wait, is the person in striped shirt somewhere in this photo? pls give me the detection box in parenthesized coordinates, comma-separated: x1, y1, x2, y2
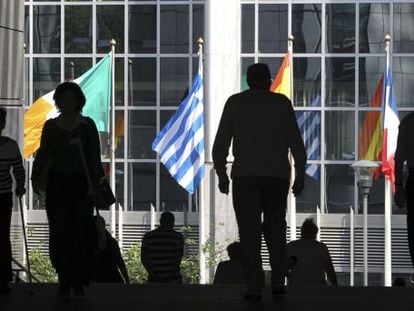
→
(141, 212, 184, 283)
(0, 107, 25, 294)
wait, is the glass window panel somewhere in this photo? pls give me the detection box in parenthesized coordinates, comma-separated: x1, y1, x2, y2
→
(128, 163, 156, 211)
(193, 5, 204, 54)
(161, 110, 175, 131)
(326, 164, 354, 213)
(24, 58, 29, 107)
(128, 110, 156, 159)
(359, 3, 390, 53)
(325, 111, 355, 161)
(393, 57, 414, 107)
(64, 58, 92, 81)
(293, 58, 321, 107)
(160, 58, 189, 106)
(129, 5, 156, 53)
(33, 58, 60, 100)
(258, 57, 283, 80)
(326, 58, 355, 107)
(115, 58, 124, 106)
(358, 111, 381, 161)
(160, 165, 188, 212)
(326, 4, 355, 53)
(358, 57, 384, 107)
(394, 4, 414, 53)
(296, 168, 321, 213)
(115, 163, 125, 210)
(33, 5, 61, 53)
(160, 5, 189, 53)
(241, 57, 254, 91)
(65, 6, 92, 53)
(97, 6, 124, 53)
(24, 6, 29, 52)
(242, 4, 254, 53)
(258, 4, 288, 53)
(292, 4, 321, 53)
(296, 111, 321, 161)
(130, 58, 156, 106)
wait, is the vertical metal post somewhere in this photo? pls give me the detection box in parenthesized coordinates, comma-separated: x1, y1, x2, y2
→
(110, 39, 116, 237)
(363, 193, 368, 286)
(350, 205, 354, 286)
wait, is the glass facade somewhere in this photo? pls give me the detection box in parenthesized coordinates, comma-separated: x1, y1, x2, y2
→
(241, 1, 414, 215)
(24, 0, 204, 212)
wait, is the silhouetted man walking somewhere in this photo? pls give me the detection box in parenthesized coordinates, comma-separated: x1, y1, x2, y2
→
(395, 112, 414, 270)
(212, 63, 306, 301)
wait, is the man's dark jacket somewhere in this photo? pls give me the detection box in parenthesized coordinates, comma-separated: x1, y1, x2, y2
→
(212, 88, 307, 180)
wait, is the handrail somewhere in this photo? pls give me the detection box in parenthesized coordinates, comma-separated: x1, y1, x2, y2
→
(11, 257, 41, 283)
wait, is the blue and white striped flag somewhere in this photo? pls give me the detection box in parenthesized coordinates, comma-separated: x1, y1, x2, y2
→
(296, 95, 321, 180)
(152, 67, 204, 194)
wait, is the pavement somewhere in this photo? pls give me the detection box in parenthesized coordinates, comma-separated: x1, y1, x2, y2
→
(1, 283, 414, 311)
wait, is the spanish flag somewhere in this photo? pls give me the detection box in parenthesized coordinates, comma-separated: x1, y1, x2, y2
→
(270, 52, 291, 99)
(358, 76, 383, 163)
(24, 53, 112, 158)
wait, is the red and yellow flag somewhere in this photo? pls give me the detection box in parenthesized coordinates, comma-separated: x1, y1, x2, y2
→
(358, 76, 383, 162)
(270, 52, 291, 99)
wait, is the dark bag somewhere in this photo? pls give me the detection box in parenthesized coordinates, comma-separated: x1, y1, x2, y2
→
(94, 211, 107, 250)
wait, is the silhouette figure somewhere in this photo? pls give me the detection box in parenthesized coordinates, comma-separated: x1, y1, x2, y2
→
(93, 216, 130, 284)
(212, 63, 307, 301)
(141, 212, 184, 283)
(395, 112, 414, 270)
(214, 242, 245, 285)
(286, 218, 337, 286)
(31, 82, 105, 297)
(0, 108, 25, 294)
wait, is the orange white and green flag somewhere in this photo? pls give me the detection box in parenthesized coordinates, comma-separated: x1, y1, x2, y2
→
(24, 53, 112, 158)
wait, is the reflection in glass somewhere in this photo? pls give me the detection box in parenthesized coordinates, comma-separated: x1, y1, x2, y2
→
(293, 58, 321, 107)
(64, 58, 92, 81)
(33, 58, 60, 100)
(128, 163, 156, 211)
(160, 165, 188, 212)
(292, 4, 321, 53)
(128, 110, 156, 159)
(258, 57, 283, 80)
(160, 110, 175, 130)
(393, 57, 414, 107)
(65, 6, 92, 53)
(296, 111, 321, 162)
(394, 4, 414, 53)
(359, 57, 384, 107)
(258, 4, 288, 53)
(326, 4, 355, 53)
(193, 5, 204, 53)
(24, 6, 30, 52)
(242, 4, 254, 53)
(160, 58, 188, 106)
(129, 5, 156, 53)
(326, 58, 355, 107)
(33, 6, 61, 53)
(325, 111, 355, 161)
(326, 164, 354, 213)
(114, 110, 125, 158)
(129, 58, 156, 106)
(296, 170, 321, 213)
(160, 5, 189, 53)
(359, 4, 389, 53)
(97, 6, 124, 53)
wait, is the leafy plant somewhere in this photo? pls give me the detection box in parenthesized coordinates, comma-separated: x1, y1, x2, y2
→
(123, 243, 148, 283)
(28, 246, 58, 283)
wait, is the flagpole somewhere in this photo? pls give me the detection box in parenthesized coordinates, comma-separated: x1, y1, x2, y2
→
(384, 34, 392, 287)
(197, 37, 206, 284)
(110, 39, 117, 237)
(288, 34, 297, 241)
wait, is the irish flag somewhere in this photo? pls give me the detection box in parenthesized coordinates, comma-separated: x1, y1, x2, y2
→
(270, 52, 291, 99)
(24, 53, 112, 158)
(382, 64, 399, 187)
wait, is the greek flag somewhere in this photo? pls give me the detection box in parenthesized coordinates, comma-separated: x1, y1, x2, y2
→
(296, 95, 321, 180)
(152, 72, 204, 194)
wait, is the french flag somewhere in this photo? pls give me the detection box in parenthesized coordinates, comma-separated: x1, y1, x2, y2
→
(381, 64, 399, 190)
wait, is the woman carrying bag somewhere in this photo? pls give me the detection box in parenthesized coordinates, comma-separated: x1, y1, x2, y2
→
(32, 82, 106, 298)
